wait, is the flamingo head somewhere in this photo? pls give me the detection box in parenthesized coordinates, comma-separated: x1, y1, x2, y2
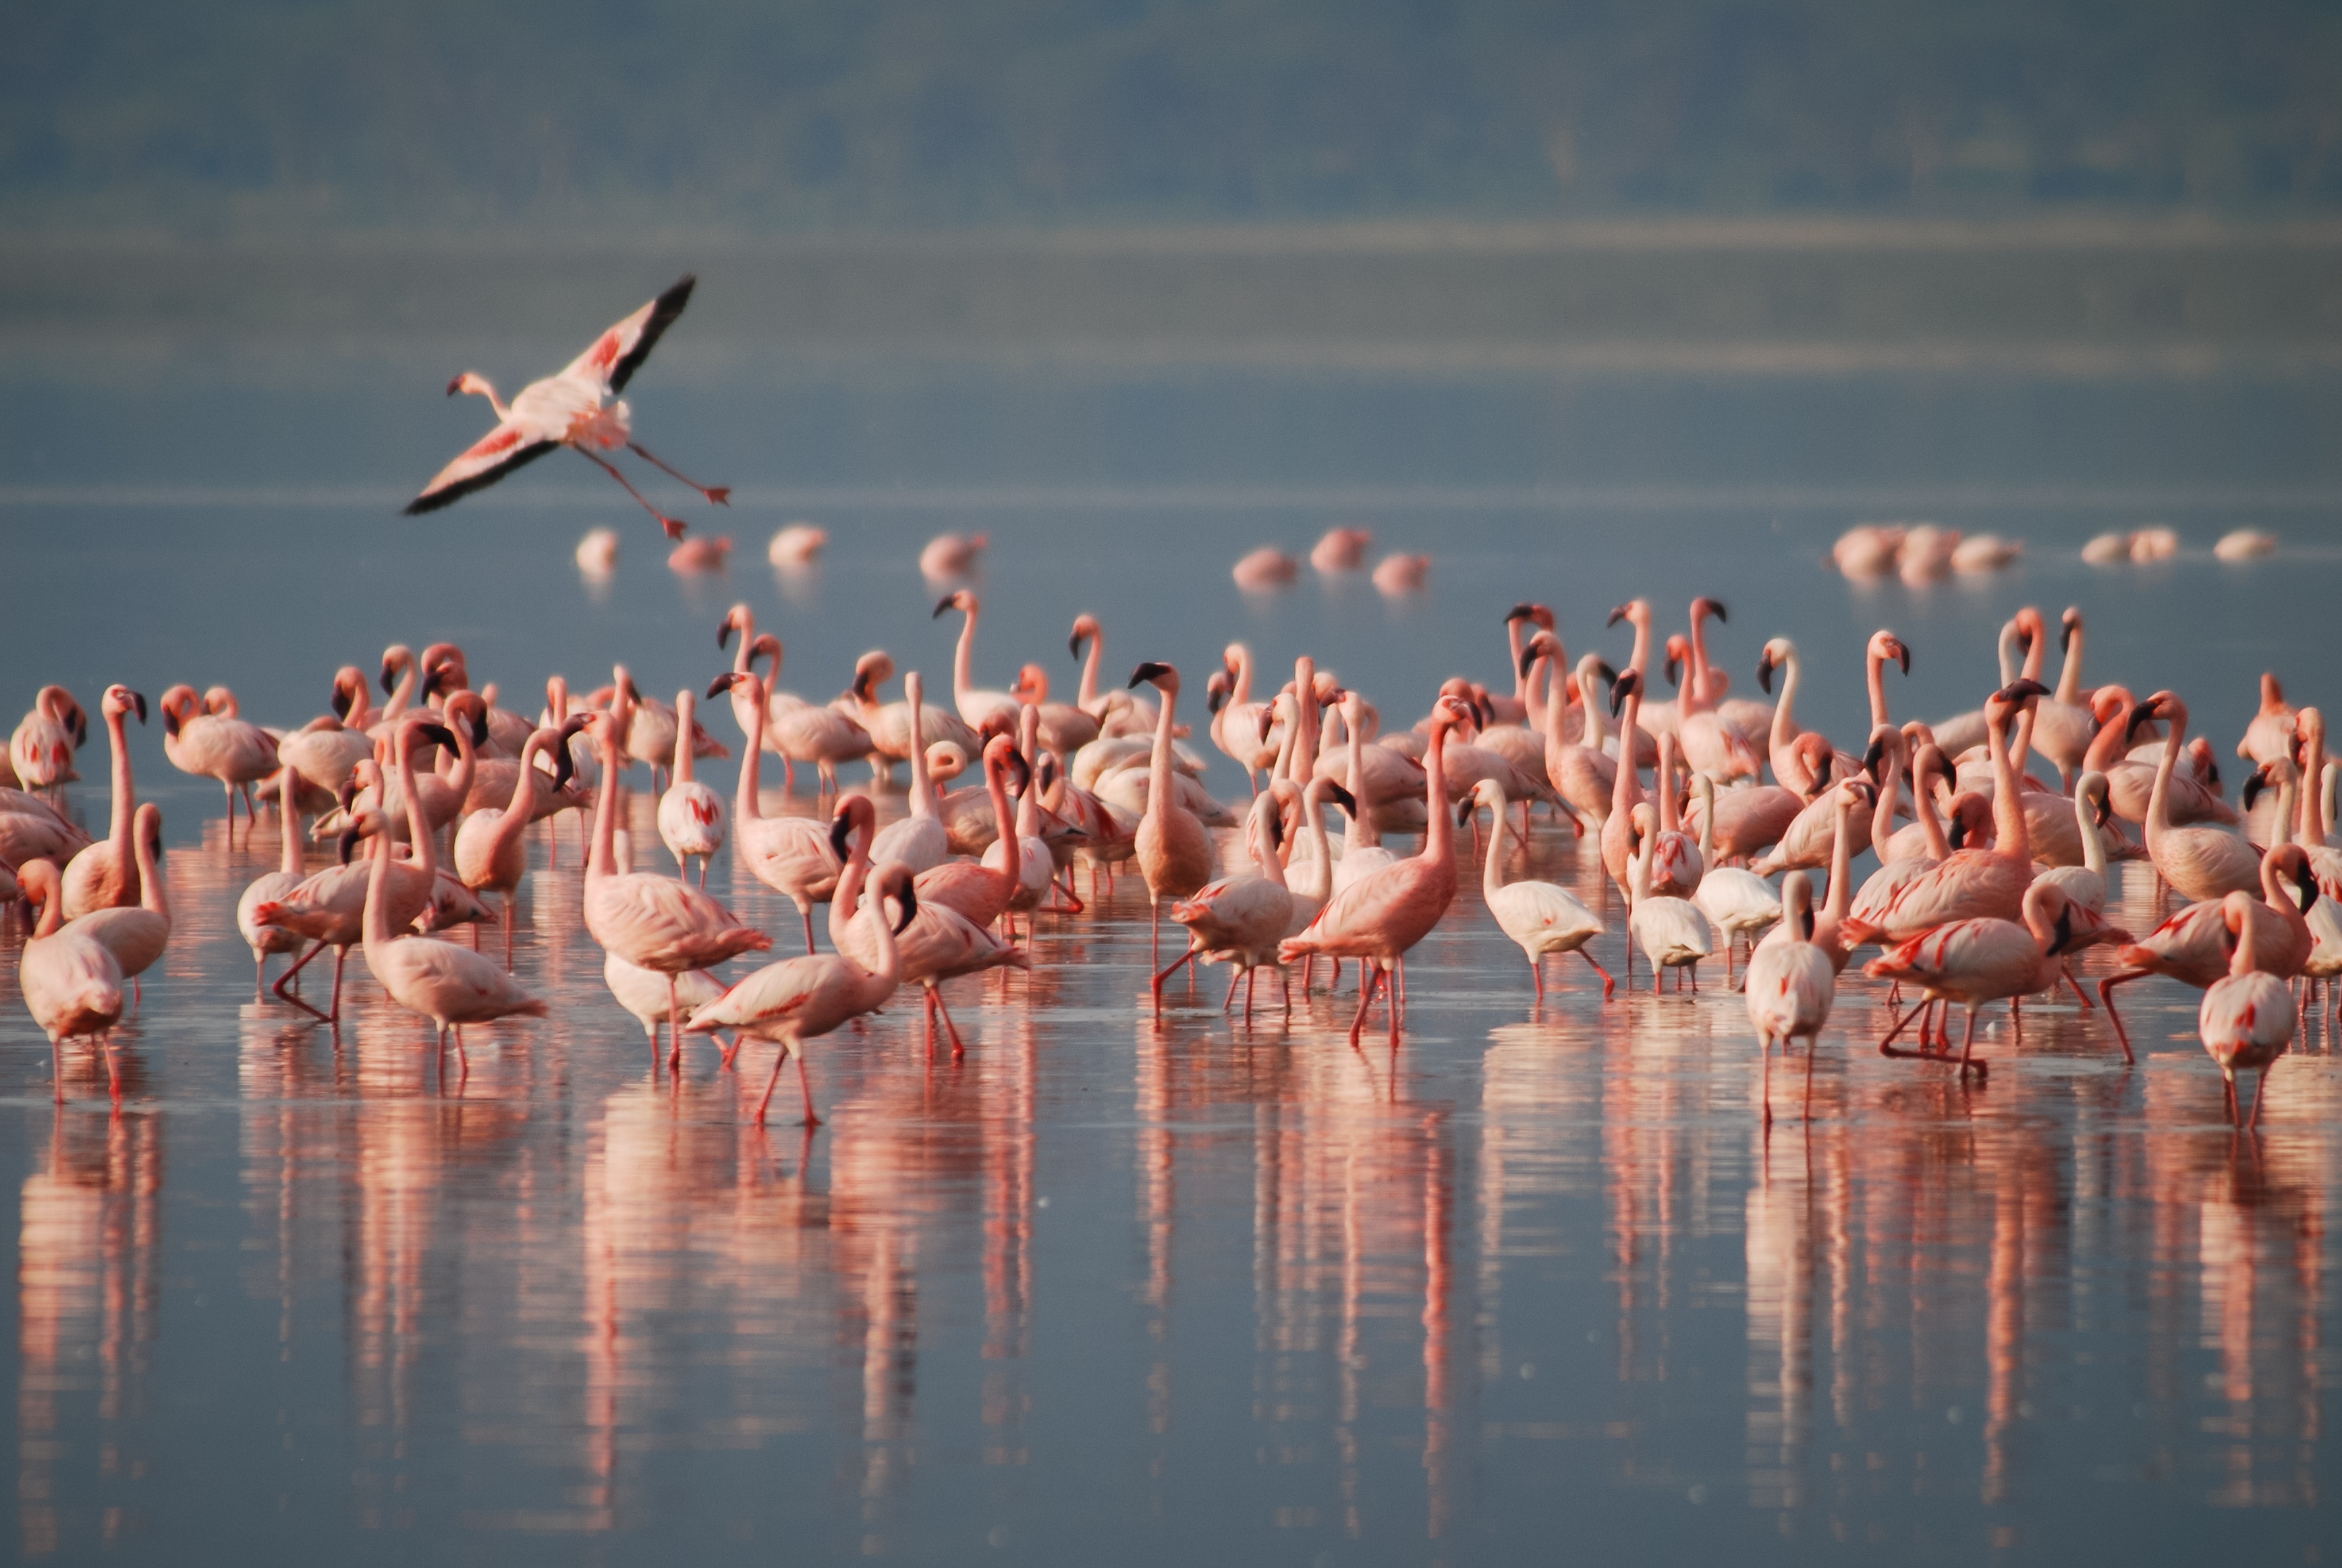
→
(1204, 671, 1230, 713)
(850, 650, 894, 704)
(718, 604, 752, 650)
(1869, 630, 1912, 677)
(1606, 598, 1646, 630)
(1503, 603, 1538, 628)
(1663, 636, 1689, 689)
(445, 372, 496, 400)
(1755, 637, 1792, 694)
(379, 644, 414, 696)
(1609, 667, 1642, 719)
(101, 685, 147, 726)
(2059, 607, 2082, 652)
(1691, 595, 1727, 627)
(1068, 614, 1102, 661)
(932, 589, 976, 619)
(1129, 661, 1175, 694)
(829, 795, 874, 861)
(1517, 630, 1558, 677)
(441, 692, 489, 748)
(421, 643, 468, 695)
(1011, 665, 1049, 704)
(873, 865, 919, 936)
(157, 685, 201, 739)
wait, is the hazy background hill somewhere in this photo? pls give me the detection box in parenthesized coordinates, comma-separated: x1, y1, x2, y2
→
(11, 0, 2342, 235)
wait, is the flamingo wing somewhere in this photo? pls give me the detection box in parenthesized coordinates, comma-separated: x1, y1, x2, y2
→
(561, 275, 696, 395)
(404, 421, 560, 515)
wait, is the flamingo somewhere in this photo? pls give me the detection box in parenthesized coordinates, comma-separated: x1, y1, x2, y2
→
(582, 706, 772, 1051)
(1279, 698, 1470, 1044)
(914, 733, 1027, 932)
(455, 723, 578, 961)
(59, 685, 146, 918)
(931, 590, 1020, 729)
(2200, 890, 2297, 1127)
(920, 533, 988, 580)
(2239, 673, 2297, 766)
(1312, 528, 1372, 572)
(15, 860, 125, 1101)
(9, 687, 84, 794)
(1471, 779, 1610, 1000)
(2139, 692, 2262, 903)
(71, 804, 170, 1005)
(1598, 669, 1654, 906)
(657, 689, 728, 885)
(1852, 744, 1954, 931)
(1625, 803, 1713, 992)
(1866, 881, 2125, 1074)
(238, 766, 310, 991)
(1170, 791, 1296, 1021)
(605, 953, 733, 1072)
(753, 638, 872, 796)
(688, 864, 914, 1125)
(1690, 775, 1782, 984)
(1677, 598, 1761, 780)
(2034, 772, 2119, 1002)
(159, 683, 278, 832)
(278, 669, 381, 797)
(1753, 726, 1890, 878)
(1645, 733, 1705, 898)
(708, 671, 838, 953)
(1208, 644, 1281, 791)
(1067, 614, 1162, 737)
(868, 673, 952, 876)
(1744, 871, 1835, 1123)
(352, 808, 547, 1069)
(1528, 640, 1616, 824)
(2030, 607, 2096, 787)
(2098, 843, 2318, 1060)
(405, 275, 724, 539)
(1129, 663, 1219, 1001)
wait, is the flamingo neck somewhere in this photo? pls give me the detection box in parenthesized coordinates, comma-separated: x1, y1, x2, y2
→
(1576, 661, 1607, 750)
(588, 730, 621, 881)
(1422, 721, 1455, 867)
(2146, 702, 2187, 848)
(954, 608, 980, 715)
(2300, 721, 2329, 845)
(31, 883, 61, 941)
(1343, 704, 1378, 849)
(1986, 705, 2029, 860)
(831, 820, 874, 949)
(2231, 904, 2263, 976)
(105, 707, 135, 863)
(1865, 648, 1891, 730)
(279, 767, 303, 876)
(383, 660, 415, 720)
(2055, 625, 2085, 704)
(2076, 785, 2107, 876)
(397, 736, 437, 878)
(988, 750, 1020, 871)
(493, 735, 549, 858)
(1695, 781, 1715, 868)
(1611, 694, 1644, 817)
(1914, 758, 1949, 860)
(735, 679, 766, 823)
(1823, 797, 1853, 922)
(1868, 738, 1903, 855)
(135, 818, 167, 920)
(1773, 650, 1802, 753)
(1148, 681, 1179, 816)
(362, 824, 395, 950)
(905, 681, 935, 816)
(672, 696, 695, 785)
(1482, 789, 1508, 900)
(1077, 632, 1103, 712)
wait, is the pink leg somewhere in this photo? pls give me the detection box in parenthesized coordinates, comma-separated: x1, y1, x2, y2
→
(1347, 965, 1385, 1047)
(1580, 949, 1616, 1001)
(578, 447, 688, 538)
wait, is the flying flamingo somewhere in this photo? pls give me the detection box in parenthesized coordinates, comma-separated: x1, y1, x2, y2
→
(238, 767, 310, 992)
(1744, 871, 1835, 1123)
(405, 275, 726, 540)
(2200, 890, 2297, 1127)
(352, 808, 547, 1072)
(657, 689, 728, 885)
(15, 860, 125, 1101)
(698, 671, 835, 953)
(1278, 698, 1470, 1045)
(2135, 692, 2261, 903)
(1866, 881, 2125, 1075)
(1471, 778, 1610, 1001)
(455, 723, 579, 961)
(688, 864, 914, 1125)
(59, 685, 146, 918)
(583, 706, 772, 1051)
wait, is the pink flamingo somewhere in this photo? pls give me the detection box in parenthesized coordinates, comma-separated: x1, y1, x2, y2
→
(1130, 663, 1219, 1002)
(688, 864, 914, 1125)
(238, 767, 310, 991)
(707, 672, 837, 953)
(1744, 870, 1835, 1123)
(1598, 669, 1654, 907)
(932, 590, 1020, 729)
(1171, 791, 1296, 1022)
(455, 723, 579, 961)
(913, 733, 1026, 932)
(9, 687, 84, 795)
(1278, 698, 1470, 1045)
(1528, 641, 1616, 824)
(15, 859, 124, 1100)
(1866, 881, 2125, 1075)
(583, 706, 772, 1048)
(2097, 843, 2316, 1059)
(2239, 673, 2297, 766)
(70, 804, 170, 1005)
(2200, 890, 2296, 1127)
(1677, 598, 1760, 780)
(2139, 692, 2261, 902)
(657, 688, 728, 885)
(406, 275, 724, 539)
(159, 683, 278, 833)
(59, 685, 146, 918)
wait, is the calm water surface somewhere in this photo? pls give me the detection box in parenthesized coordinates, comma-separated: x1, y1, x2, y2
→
(1, 338, 2340, 1562)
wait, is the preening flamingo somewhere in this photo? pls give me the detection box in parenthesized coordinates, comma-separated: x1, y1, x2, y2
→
(1471, 778, 1609, 1001)
(455, 723, 578, 961)
(688, 864, 914, 1125)
(406, 275, 725, 540)
(2200, 890, 2295, 1127)
(1625, 804, 1712, 992)
(16, 860, 125, 1100)
(1744, 871, 1835, 1123)
(657, 689, 728, 885)
(160, 683, 278, 832)
(9, 687, 84, 794)
(59, 685, 146, 918)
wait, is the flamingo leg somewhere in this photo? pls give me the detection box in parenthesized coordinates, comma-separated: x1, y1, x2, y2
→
(1802, 1028, 1818, 1115)
(275, 940, 331, 1020)
(1347, 965, 1385, 1048)
(1244, 967, 1258, 1024)
(1223, 966, 1242, 1013)
(798, 1051, 821, 1127)
(1531, 955, 1545, 1003)
(329, 946, 347, 1023)
(2223, 1071, 2238, 1123)
(665, 974, 681, 1073)
(1878, 995, 1933, 1057)
(2060, 965, 2094, 1009)
(577, 447, 688, 538)
(932, 984, 969, 1056)
(103, 1032, 120, 1103)
(1760, 1031, 1773, 1125)
(1153, 947, 1197, 1006)
(1580, 949, 1617, 1001)
(754, 1043, 789, 1123)
(1955, 1007, 1982, 1074)
(2249, 1066, 2270, 1130)
(2097, 971, 2142, 1063)
(802, 905, 816, 955)
(632, 441, 731, 506)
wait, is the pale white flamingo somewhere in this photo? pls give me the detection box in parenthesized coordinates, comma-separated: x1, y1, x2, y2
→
(584, 706, 773, 1044)
(2200, 890, 2296, 1127)
(920, 532, 988, 580)
(932, 589, 1020, 729)
(831, 796, 1029, 1056)
(70, 803, 169, 1004)
(1171, 791, 1295, 1021)
(769, 524, 827, 564)
(1372, 553, 1430, 594)
(712, 671, 839, 953)
(868, 673, 952, 876)
(1232, 547, 1300, 590)
(16, 860, 125, 1100)
(605, 953, 733, 1071)
(8, 686, 83, 794)
(688, 864, 914, 1125)
(1842, 683, 2042, 945)
(1644, 733, 1704, 898)
(1866, 881, 2124, 1073)
(1744, 871, 1835, 1123)
(2140, 692, 2261, 903)
(1690, 775, 1781, 984)
(657, 689, 728, 885)
(1853, 744, 1953, 930)
(238, 766, 310, 990)
(1279, 698, 1470, 1043)
(576, 527, 619, 575)
(1127, 663, 1220, 999)
(455, 723, 579, 961)
(406, 275, 723, 539)
(2239, 673, 2297, 765)
(1804, 780, 1872, 974)
(1472, 778, 1610, 1001)
(668, 535, 731, 573)
(1625, 803, 1713, 993)
(354, 808, 547, 1069)
(159, 683, 278, 831)
(59, 685, 146, 918)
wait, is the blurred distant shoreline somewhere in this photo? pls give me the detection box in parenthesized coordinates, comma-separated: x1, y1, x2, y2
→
(9, 215, 2342, 383)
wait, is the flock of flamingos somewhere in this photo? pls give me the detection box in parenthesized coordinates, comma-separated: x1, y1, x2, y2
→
(6, 276, 2329, 1131)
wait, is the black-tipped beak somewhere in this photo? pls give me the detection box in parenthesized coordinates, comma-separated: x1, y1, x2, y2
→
(829, 809, 854, 862)
(1664, 652, 1682, 688)
(162, 708, 181, 739)
(2206, 759, 2223, 787)
(1518, 644, 1539, 678)
(421, 667, 445, 700)
(2092, 787, 2112, 829)
(1862, 737, 1887, 781)
(469, 710, 489, 746)
(2050, 905, 2074, 957)
(130, 691, 147, 725)
(1256, 708, 1275, 741)
(1068, 630, 1085, 660)
(1207, 685, 1227, 715)
(419, 723, 457, 750)
(443, 376, 463, 397)
(2299, 862, 2319, 914)
(551, 739, 575, 792)
(1327, 783, 1358, 814)
(1697, 596, 1727, 623)
(1455, 799, 1475, 827)
(1504, 603, 1536, 624)
(706, 674, 736, 701)
(1895, 640, 1912, 676)
(331, 685, 352, 721)
(891, 883, 918, 936)
(1606, 604, 1629, 628)
(1593, 659, 1617, 688)
(337, 825, 362, 866)
(1947, 814, 1968, 851)
(1007, 751, 1034, 795)
(2243, 768, 2268, 811)
(1609, 669, 1638, 719)
(1756, 653, 1775, 696)
(1129, 661, 1169, 689)
(379, 662, 397, 696)
(1996, 678, 2051, 704)
(718, 618, 735, 650)
(932, 595, 955, 618)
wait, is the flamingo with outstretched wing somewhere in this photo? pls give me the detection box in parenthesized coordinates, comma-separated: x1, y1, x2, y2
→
(404, 275, 725, 538)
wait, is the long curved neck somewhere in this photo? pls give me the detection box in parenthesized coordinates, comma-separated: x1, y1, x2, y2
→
(1696, 782, 1715, 866)
(1986, 706, 2028, 860)
(1686, 613, 1714, 710)
(1578, 661, 1607, 750)
(104, 708, 135, 873)
(988, 751, 1019, 868)
(860, 888, 904, 989)
(1773, 651, 1802, 751)
(1506, 623, 1530, 710)
(1482, 790, 1509, 899)
(1343, 705, 1379, 849)
(383, 660, 415, 720)
(1228, 650, 1253, 706)
(1538, 656, 1566, 741)
(1077, 632, 1103, 710)
(1823, 797, 1853, 922)
(2300, 720, 2329, 845)
(672, 696, 695, 785)
(2146, 702, 2186, 847)
(1995, 623, 2021, 687)
(1869, 740, 1903, 855)
(1421, 721, 1455, 867)
(362, 827, 395, 949)
(1914, 760, 1950, 859)
(441, 723, 476, 806)
(1656, 737, 1680, 832)
(2082, 705, 2133, 773)
(279, 767, 303, 876)
(589, 729, 621, 881)
(493, 735, 551, 858)
(905, 679, 935, 815)
(831, 823, 873, 948)
(2077, 785, 2107, 876)
(1303, 782, 1333, 880)
(735, 679, 766, 823)
(1612, 694, 1645, 817)
(397, 737, 437, 878)
(1627, 611, 1650, 679)
(135, 822, 166, 919)
(2233, 905, 2262, 975)
(954, 608, 981, 712)
(1865, 648, 1891, 729)
(1149, 681, 1179, 817)
(2055, 624, 2085, 704)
